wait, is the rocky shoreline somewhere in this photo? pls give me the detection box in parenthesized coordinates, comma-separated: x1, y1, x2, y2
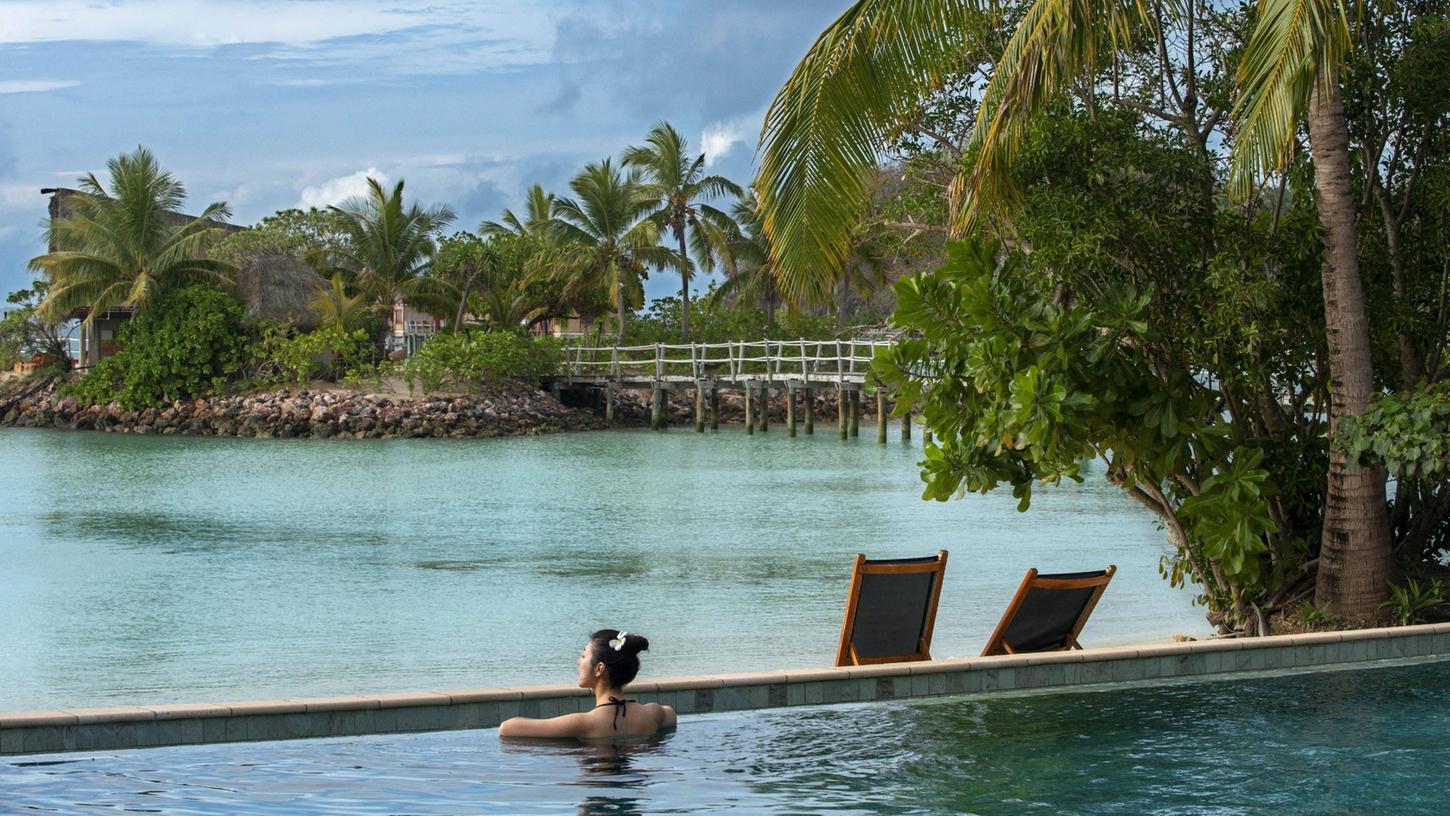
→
(0, 375, 888, 440)
(0, 376, 606, 439)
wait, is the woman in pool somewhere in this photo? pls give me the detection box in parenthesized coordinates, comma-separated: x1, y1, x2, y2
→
(499, 629, 677, 740)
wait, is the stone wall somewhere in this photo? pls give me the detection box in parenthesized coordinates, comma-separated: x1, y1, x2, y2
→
(0, 379, 605, 439)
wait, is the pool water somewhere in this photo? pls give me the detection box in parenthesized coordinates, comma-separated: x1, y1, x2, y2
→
(5, 659, 1447, 815)
(0, 427, 1203, 710)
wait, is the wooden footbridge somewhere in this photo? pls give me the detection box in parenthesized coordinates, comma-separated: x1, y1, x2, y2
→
(544, 339, 924, 442)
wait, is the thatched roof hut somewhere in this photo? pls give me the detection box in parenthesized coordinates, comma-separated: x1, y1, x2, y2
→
(234, 253, 324, 330)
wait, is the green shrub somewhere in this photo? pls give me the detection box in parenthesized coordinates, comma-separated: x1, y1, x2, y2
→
(66, 287, 251, 409)
(403, 330, 560, 391)
(253, 324, 374, 386)
(1382, 578, 1447, 626)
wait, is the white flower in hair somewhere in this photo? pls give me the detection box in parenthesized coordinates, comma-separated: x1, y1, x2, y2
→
(609, 631, 629, 651)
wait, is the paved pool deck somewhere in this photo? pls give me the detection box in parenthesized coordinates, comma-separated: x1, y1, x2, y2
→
(4, 622, 1448, 756)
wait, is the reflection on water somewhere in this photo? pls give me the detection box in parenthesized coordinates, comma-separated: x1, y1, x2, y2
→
(2, 661, 1448, 815)
(0, 427, 1206, 709)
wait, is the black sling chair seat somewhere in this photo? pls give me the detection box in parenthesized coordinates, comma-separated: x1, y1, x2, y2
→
(835, 550, 948, 667)
(981, 566, 1116, 656)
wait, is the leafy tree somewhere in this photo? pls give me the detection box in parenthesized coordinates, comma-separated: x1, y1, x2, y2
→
(31, 146, 236, 322)
(213, 207, 352, 267)
(314, 178, 456, 351)
(623, 122, 742, 341)
(1, 281, 72, 372)
(432, 232, 559, 331)
(877, 239, 1318, 634)
(549, 159, 685, 344)
(756, 1, 1435, 622)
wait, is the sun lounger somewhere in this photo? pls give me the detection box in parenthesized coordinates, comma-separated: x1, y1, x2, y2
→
(835, 550, 948, 666)
(981, 566, 1116, 655)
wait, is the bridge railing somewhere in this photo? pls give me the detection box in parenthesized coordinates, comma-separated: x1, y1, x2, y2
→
(558, 339, 894, 382)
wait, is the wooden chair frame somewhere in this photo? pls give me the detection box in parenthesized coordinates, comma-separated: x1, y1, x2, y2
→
(835, 550, 948, 667)
(980, 565, 1117, 656)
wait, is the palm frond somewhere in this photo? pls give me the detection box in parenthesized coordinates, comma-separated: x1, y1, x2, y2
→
(1227, 0, 1351, 198)
(755, 0, 983, 305)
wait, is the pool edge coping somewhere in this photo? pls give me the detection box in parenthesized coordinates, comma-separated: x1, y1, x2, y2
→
(4, 622, 1448, 754)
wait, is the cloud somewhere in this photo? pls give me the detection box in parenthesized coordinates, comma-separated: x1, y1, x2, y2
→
(0, 185, 39, 212)
(701, 113, 763, 168)
(0, 1, 545, 50)
(298, 168, 386, 209)
(0, 80, 82, 95)
(458, 177, 510, 225)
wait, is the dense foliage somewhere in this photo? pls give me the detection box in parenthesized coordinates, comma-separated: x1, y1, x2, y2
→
(1, 282, 71, 372)
(623, 292, 838, 345)
(402, 330, 561, 391)
(66, 287, 252, 409)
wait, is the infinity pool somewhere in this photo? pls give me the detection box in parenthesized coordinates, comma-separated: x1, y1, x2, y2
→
(4, 659, 1446, 814)
(0, 427, 1203, 710)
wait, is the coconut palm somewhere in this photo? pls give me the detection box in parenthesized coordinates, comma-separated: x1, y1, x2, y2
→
(754, 1, 1392, 622)
(549, 158, 686, 344)
(31, 147, 236, 323)
(623, 122, 743, 341)
(319, 178, 455, 349)
(481, 184, 556, 240)
(310, 273, 372, 336)
(711, 193, 784, 330)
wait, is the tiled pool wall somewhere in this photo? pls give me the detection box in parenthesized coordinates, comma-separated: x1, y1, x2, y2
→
(4, 623, 1449, 756)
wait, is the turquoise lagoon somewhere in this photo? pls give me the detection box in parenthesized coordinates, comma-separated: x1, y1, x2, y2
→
(0, 425, 1205, 710)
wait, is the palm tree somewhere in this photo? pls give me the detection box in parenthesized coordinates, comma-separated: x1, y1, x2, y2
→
(310, 273, 371, 336)
(31, 146, 236, 322)
(711, 192, 784, 330)
(623, 122, 742, 341)
(755, 1, 1391, 621)
(319, 178, 455, 351)
(549, 159, 685, 344)
(481, 184, 556, 240)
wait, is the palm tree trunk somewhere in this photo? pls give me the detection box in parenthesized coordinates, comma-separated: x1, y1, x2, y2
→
(616, 283, 628, 346)
(1307, 83, 1393, 623)
(677, 228, 691, 343)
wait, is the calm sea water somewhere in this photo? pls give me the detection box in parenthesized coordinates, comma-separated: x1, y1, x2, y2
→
(5, 659, 1448, 814)
(0, 425, 1204, 710)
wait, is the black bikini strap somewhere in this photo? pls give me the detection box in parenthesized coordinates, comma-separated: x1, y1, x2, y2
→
(593, 696, 634, 730)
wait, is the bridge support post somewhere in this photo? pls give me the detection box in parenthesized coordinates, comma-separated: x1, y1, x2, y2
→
(849, 390, 860, 437)
(651, 385, 664, 431)
(694, 383, 705, 433)
(804, 388, 814, 434)
(901, 403, 911, 441)
(758, 386, 768, 433)
(744, 383, 754, 435)
(876, 391, 887, 444)
(837, 388, 847, 439)
(786, 384, 796, 437)
(605, 383, 615, 424)
(709, 387, 719, 431)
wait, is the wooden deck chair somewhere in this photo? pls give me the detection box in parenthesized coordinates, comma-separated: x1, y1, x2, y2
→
(835, 550, 948, 667)
(980, 566, 1116, 656)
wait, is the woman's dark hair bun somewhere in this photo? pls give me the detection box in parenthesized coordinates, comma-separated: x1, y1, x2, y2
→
(588, 629, 650, 687)
(621, 633, 649, 655)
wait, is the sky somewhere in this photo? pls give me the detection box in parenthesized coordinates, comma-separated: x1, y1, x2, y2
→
(0, 0, 847, 300)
